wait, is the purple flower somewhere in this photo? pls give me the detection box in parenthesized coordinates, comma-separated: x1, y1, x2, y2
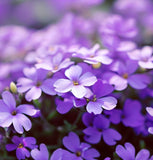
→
(6, 136, 37, 160)
(0, 91, 37, 134)
(54, 65, 97, 98)
(31, 143, 49, 160)
(103, 60, 151, 90)
(36, 51, 73, 73)
(51, 132, 100, 160)
(74, 80, 117, 114)
(128, 46, 153, 69)
(116, 142, 153, 160)
(17, 67, 56, 101)
(83, 113, 122, 145)
(72, 44, 112, 65)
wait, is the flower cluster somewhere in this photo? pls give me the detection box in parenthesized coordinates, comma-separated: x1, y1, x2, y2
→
(0, 0, 153, 159)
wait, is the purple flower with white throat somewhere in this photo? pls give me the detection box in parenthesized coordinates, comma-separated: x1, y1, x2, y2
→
(6, 136, 37, 160)
(17, 67, 56, 102)
(0, 91, 37, 134)
(74, 80, 117, 114)
(54, 65, 97, 98)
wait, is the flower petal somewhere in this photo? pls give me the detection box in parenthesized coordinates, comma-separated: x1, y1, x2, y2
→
(136, 149, 150, 160)
(25, 86, 42, 102)
(71, 85, 87, 98)
(103, 128, 121, 145)
(17, 78, 33, 93)
(79, 72, 97, 86)
(2, 91, 16, 109)
(54, 79, 73, 93)
(31, 143, 49, 160)
(65, 65, 82, 80)
(63, 132, 80, 152)
(128, 74, 151, 89)
(6, 144, 17, 151)
(17, 104, 37, 116)
(13, 114, 32, 134)
(0, 100, 10, 112)
(98, 96, 117, 110)
(83, 148, 100, 159)
(41, 79, 56, 95)
(86, 102, 103, 114)
(0, 112, 12, 127)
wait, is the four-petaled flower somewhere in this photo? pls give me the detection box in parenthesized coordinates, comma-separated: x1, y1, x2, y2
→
(54, 65, 97, 98)
(0, 91, 37, 134)
(6, 136, 37, 160)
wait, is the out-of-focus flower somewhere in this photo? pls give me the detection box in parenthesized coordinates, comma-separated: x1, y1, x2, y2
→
(128, 46, 153, 69)
(100, 15, 138, 40)
(72, 44, 112, 65)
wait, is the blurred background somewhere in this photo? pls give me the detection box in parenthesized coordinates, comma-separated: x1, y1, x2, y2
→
(0, 0, 106, 28)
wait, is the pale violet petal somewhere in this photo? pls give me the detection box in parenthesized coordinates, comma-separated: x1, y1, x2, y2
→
(98, 96, 117, 110)
(54, 79, 73, 93)
(71, 85, 87, 98)
(25, 87, 42, 102)
(65, 65, 82, 80)
(79, 72, 97, 86)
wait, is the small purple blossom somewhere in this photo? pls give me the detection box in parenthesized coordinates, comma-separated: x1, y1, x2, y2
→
(103, 60, 151, 90)
(6, 136, 37, 160)
(83, 113, 122, 145)
(54, 65, 97, 98)
(17, 67, 56, 101)
(36, 51, 74, 73)
(51, 132, 100, 160)
(0, 91, 37, 134)
(74, 80, 117, 114)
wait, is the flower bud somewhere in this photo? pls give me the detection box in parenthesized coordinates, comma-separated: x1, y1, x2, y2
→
(10, 82, 17, 93)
